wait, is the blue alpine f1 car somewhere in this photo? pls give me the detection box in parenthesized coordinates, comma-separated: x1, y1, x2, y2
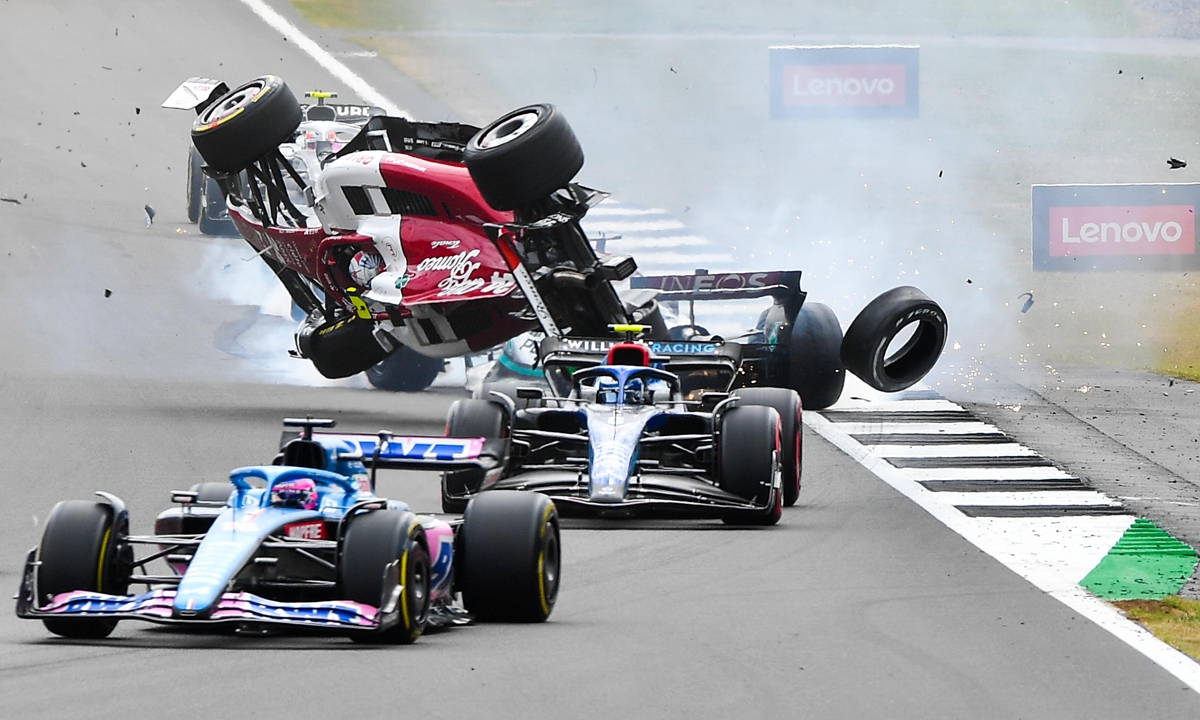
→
(17, 418, 559, 642)
(431, 325, 803, 525)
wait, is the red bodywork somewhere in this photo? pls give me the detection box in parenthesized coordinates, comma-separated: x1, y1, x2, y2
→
(229, 152, 537, 352)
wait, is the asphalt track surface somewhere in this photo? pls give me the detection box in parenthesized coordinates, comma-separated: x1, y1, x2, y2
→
(2, 1, 1200, 717)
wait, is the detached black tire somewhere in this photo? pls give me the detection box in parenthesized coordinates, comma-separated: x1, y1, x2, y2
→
(733, 388, 802, 507)
(788, 302, 845, 411)
(340, 509, 430, 644)
(718, 405, 782, 526)
(464, 104, 583, 211)
(457, 491, 559, 622)
(442, 399, 509, 513)
(186, 146, 203, 223)
(841, 286, 948, 393)
(191, 75, 301, 173)
(366, 346, 445, 392)
(37, 500, 129, 639)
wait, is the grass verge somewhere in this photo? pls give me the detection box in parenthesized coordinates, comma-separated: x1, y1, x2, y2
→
(1115, 597, 1200, 662)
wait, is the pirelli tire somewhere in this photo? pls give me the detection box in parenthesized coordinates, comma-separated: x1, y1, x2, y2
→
(187, 146, 203, 223)
(190, 75, 302, 174)
(36, 500, 131, 639)
(297, 316, 392, 380)
(340, 509, 430, 644)
(441, 399, 510, 513)
(365, 346, 445, 393)
(463, 104, 584, 211)
(718, 405, 783, 526)
(841, 286, 948, 393)
(456, 491, 560, 622)
(788, 302, 845, 411)
(732, 388, 802, 507)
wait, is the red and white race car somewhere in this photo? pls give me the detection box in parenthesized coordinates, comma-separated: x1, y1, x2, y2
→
(164, 76, 948, 406)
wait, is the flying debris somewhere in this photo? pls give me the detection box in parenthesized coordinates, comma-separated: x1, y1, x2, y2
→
(104, 289, 112, 298)
(1168, 158, 1187, 169)
(144, 204, 156, 227)
(1018, 292, 1034, 313)
(0, 197, 20, 205)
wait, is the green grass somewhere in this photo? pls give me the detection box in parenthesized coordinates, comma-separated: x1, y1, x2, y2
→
(1115, 597, 1200, 662)
(290, 0, 1145, 36)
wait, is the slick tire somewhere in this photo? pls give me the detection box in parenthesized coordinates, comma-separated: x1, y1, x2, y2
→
(732, 388, 802, 507)
(191, 75, 302, 173)
(189, 482, 233, 505)
(442, 399, 510, 513)
(841, 286, 948, 393)
(365, 346, 445, 392)
(788, 302, 845, 411)
(340, 509, 430, 644)
(456, 491, 559, 622)
(187, 146, 203, 223)
(464, 104, 583, 211)
(37, 500, 130, 639)
(718, 405, 782, 526)
(298, 316, 391, 380)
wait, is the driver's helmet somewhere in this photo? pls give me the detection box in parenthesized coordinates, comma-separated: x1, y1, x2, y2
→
(596, 376, 620, 405)
(270, 478, 318, 510)
(624, 377, 646, 405)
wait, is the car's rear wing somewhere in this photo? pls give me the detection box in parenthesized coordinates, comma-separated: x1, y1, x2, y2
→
(630, 270, 805, 305)
(286, 431, 506, 472)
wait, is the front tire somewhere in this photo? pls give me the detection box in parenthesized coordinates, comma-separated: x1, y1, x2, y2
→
(340, 509, 430, 644)
(733, 388, 802, 507)
(718, 405, 782, 526)
(456, 491, 559, 622)
(37, 500, 129, 639)
(191, 75, 302, 173)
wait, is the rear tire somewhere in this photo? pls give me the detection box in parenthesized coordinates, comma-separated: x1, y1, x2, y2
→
(457, 491, 559, 622)
(464, 104, 583, 211)
(788, 302, 845, 411)
(189, 482, 233, 504)
(718, 406, 782, 526)
(732, 388, 802, 507)
(841, 286, 948, 393)
(442, 399, 509, 513)
(340, 509, 430, 644)
(365, 346, 445, 392)
(37, 500, 129, 639)
(191, 75, 302, 173)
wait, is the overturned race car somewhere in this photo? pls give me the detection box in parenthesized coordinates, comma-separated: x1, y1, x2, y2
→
(16, 418, 560, 642)
(164, 75, 948, 404)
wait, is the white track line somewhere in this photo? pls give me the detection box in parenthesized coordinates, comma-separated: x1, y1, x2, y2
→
(833, 422, 1005, 435)
(237, 0, 409, 118)
(828, 399, 966, 412)
(806, 410, 1200, 693)
(937, 491, 1120, 506)
(903, 467, 1078, 482)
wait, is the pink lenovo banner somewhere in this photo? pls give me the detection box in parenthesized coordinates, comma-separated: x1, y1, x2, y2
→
(1032, 184, 1200, 271)
(770, 46, 919, 119)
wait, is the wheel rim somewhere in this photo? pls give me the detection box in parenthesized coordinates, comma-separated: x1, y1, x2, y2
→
(197, 82, 265, 129)
(410, 554, 430, 623)
(541, 526, 560, 606)
(478, 110, 541, 149)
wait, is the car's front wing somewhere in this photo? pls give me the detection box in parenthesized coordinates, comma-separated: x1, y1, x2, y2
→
(15, 549, 404, 633)
(482, 470, 770, 519)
